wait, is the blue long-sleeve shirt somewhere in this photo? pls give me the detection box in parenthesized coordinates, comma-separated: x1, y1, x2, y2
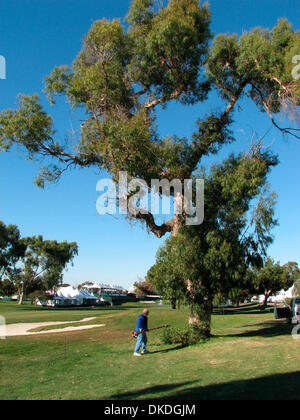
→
(136, 313, 148, 333)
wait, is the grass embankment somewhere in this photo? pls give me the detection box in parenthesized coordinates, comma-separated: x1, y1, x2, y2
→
(1, 301, 300, 400)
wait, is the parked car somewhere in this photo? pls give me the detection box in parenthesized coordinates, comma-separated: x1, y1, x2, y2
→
(288, 298, 300, 324)
(274, 297, 300, 324)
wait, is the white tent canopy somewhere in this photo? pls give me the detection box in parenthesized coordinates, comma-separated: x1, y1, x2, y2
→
(56, 286, 98, 300)
(36, 286, 102, 307)
(256, 285, 294, 304)
(268, 285, 294, 303)
(82, 283, 126, 292)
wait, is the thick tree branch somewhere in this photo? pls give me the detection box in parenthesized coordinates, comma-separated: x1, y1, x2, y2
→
(144, 88, 182, 109)
(220, 81, 248, 123)
(184, 80, 248, 177)
(135, 212, 178, 238)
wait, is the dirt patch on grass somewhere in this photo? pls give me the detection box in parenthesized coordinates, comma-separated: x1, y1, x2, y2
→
(209, 360, 228, 366)
(245, 341, 268, 347)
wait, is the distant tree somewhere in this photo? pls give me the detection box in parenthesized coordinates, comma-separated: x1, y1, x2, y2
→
(147, 241, 186, 309)
(228, 289, 248, 307)
(0, 221, 26, 281)
(283, 261, 300, 280)
(0, 278, 17, 297)
(134, 276, 157, 297)
(78, 281, 94, 290)
(9, 267, 46, 303)
(292, 279, 300, 297)
(10, 236, 78, 304)
(253, 258, 300, 309)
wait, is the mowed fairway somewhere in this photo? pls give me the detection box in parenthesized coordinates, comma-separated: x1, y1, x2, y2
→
(1, 301, 300, 400)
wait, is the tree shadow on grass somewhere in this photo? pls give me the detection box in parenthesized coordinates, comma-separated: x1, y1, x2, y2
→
(220, 320, 292, 339)
(161, 371, 300, 400)
(110, 372, 300, 400)
(213, 305, 273, 316)
(147, 345, 184, 354)
(110, 380, 199, 400)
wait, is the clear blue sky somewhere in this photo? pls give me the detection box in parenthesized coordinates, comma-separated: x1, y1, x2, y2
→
(0, 0, 299, 289)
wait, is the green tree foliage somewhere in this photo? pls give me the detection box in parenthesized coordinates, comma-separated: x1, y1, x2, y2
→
(249, 185, 278, 260)
(0, 278, 17, 297)
(207, 18, 300, 128)
(147, 239, 187, 309)
(134, 276, 157, 297)
(292, 278, 300, 297)
(0, 221, 78, 302)
(148, 152, 278, 335)
(10, 236, 78, 304)
(0, 221, 26, 281)
(253, 258, 300, 309)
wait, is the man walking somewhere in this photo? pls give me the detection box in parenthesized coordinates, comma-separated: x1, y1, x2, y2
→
(133, 309, 149, 356)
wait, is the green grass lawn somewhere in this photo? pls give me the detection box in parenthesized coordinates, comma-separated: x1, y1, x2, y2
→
(1, 301, 300, 400)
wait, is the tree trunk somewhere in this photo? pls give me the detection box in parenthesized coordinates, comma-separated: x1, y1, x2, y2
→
(18, 285, 24, 305)
(170, 215, 182, 237)
(186, 279, 213, 336)
(171, 219, 213, 333)
(189, 300, 212, 337)
(261, 292, 269, 310)
(170, 296, 176, 309)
